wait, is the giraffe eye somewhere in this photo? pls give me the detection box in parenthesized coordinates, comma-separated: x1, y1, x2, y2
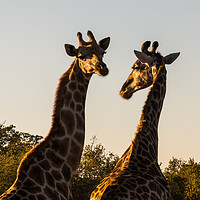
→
(132, 62, 142, 70)
(133, 66, 140, 70)
(77, 53, 85, 60)
(140, 65, 148, 70)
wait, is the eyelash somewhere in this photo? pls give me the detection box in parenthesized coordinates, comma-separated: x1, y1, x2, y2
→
(77, 52, 106, 59)
(133, 65, 147, 70)
(78, 56, 85, 59)
(134, 66, 140, 70)
(77, 53, 85, 60)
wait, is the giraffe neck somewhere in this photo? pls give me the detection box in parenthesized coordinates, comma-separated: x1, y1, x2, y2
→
(89, 66, 169, 200)
(6, 59, 92, 199)
(51, 59, 91, 133)
(49, 58, 91, 170)
(133, 65, 167, 162)
(103, 66, 167, 178)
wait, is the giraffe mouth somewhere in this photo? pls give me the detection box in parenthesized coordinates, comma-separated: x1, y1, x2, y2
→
(120, 88, 134, 99)
(120, 91, 133, 99)
(97, 68, 109, 76)
(120, 85, 144, 99)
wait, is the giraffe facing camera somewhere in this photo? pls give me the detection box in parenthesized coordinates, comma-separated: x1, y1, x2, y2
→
(0, 31, 110, 200)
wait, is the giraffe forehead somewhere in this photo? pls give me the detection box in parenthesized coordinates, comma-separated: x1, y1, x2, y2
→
(78, 44, 104, 56)
(132, 60, 148, 69)
(152, 53, 164, 64)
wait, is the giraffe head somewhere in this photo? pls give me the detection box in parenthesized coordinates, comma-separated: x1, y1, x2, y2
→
(120, 41, 180, 99)
(64, 30, 110, 76)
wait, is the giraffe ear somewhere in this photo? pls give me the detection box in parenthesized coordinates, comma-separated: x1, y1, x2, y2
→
(134, 50, 153, 65)
(64, 44, 78, 57)
(98, 37, 110, 50)
(164, 52, 180, 65)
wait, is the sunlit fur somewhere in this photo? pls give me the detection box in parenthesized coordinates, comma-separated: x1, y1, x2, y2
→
(0, 31, 110, 200)
(120, 52, 163, 99)
(65, 31, 110, 77)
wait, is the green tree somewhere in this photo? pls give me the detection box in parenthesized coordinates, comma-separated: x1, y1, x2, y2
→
(164, 157, 200, 200)
(181, 158, 200, 199)
(0, 123, 43, 194)
(72, 136, 119, 200)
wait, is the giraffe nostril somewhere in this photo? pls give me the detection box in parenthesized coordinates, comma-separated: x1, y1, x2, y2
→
(96, 63, 102, 70)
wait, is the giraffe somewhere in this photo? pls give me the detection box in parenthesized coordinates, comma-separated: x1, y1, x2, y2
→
(90, 41, 180, 200)
(0, 31, 110, 200)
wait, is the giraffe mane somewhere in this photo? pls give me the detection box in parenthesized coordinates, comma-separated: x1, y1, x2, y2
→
(51, 60, 75, 129)
(15, 61, 76, 178)
(135, 63, 165, 135)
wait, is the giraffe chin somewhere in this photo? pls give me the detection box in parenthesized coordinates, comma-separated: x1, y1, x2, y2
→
(120, 90, 133, 100)
(96, 68, 109, 77)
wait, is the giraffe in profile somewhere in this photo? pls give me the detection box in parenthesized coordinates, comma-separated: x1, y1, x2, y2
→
(0, 31, 110, 200)
(90, 41, 179, 200)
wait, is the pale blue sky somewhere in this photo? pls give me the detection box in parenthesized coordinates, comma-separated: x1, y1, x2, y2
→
(1, 0, 200, 168)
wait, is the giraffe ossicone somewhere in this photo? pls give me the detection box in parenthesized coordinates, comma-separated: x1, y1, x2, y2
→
(0, 31, 110, 200)
(90, 41, 179, 200)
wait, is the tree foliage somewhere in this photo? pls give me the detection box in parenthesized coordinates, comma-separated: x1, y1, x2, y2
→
(164, 157, 200, 200)
(1, 124, 200, 200)
(0, 124, 43, 195)
(72, 136, 119, 200)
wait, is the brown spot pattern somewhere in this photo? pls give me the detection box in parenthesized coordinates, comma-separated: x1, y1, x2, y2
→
(46, 150, 64, 168)
(61, 110, 75, 135)
(29, 166, 44, 185)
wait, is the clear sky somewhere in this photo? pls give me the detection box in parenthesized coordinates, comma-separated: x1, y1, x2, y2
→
(1, 0, 200, 169)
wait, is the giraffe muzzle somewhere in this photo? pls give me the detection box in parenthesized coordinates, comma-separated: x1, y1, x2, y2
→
(120, 89, 133, 99)
(120, 78, 135, 99)
(95, 62, 109, 76)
